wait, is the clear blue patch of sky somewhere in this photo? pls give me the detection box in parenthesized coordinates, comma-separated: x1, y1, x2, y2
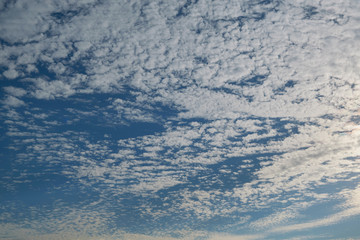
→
(26, 94, 167, 139)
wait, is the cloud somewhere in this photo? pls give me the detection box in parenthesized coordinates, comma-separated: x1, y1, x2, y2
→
(271, 206, 360, 233)
(3, 67, 19, 79)
(0, 0, 98, 44)
(110, 98, 158, 123)
(0, 199, 115, 240)
(250, 209, 298, 229)
(1, 0, 360, 239)
(3, 86, 27, 97)
(268, 185, 360, 233)
(206, 233, 265, 240)
(29, 78, 76, 99)
(1, 0, 359, 120)
(2, 95, 25, 107)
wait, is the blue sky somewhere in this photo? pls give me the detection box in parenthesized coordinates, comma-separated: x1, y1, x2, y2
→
(1, 0, 360, 239)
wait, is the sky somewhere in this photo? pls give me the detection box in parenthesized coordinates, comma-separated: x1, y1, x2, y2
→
(1, 0, 360, 239)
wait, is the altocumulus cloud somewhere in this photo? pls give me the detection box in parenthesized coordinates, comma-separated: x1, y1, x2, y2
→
(1, 0, 360, 239)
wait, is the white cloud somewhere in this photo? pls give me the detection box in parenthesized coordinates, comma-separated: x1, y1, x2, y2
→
(271, 206, 360, 233)
(30, 78, 76, 99)
(250, 209, 298, 229)
(110, 98, 158, 123)
(266, 185, 360, 234)
(3, 68, 19, 79)
(0, 208, 114, 240)
(2, 0, 360, 238)
(1, 0, 359, 121)
(4, 86, 27, 97)
(0, 0, 98, 44)
(2, 95, 25, 107)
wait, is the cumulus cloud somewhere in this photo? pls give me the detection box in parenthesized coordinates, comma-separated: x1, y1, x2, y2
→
(3, 67, 19, 79)
(4, 86, 27, 97)
(2, 95, 26, 107)
(29, 78, 76, 99)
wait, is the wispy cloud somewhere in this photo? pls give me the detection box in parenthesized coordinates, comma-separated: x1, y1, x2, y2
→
(271, 206, 360, 233)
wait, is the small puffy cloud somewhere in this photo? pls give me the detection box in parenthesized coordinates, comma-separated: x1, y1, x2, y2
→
(2, 95, 26, 107)
(3, 68, 19, 79)
(30, 78, 76, 99)
(4, 86, 27, 97)
(111, 98, 157, 123)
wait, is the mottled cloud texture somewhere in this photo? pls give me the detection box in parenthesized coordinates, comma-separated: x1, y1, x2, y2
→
(1, 0, 360, 239)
